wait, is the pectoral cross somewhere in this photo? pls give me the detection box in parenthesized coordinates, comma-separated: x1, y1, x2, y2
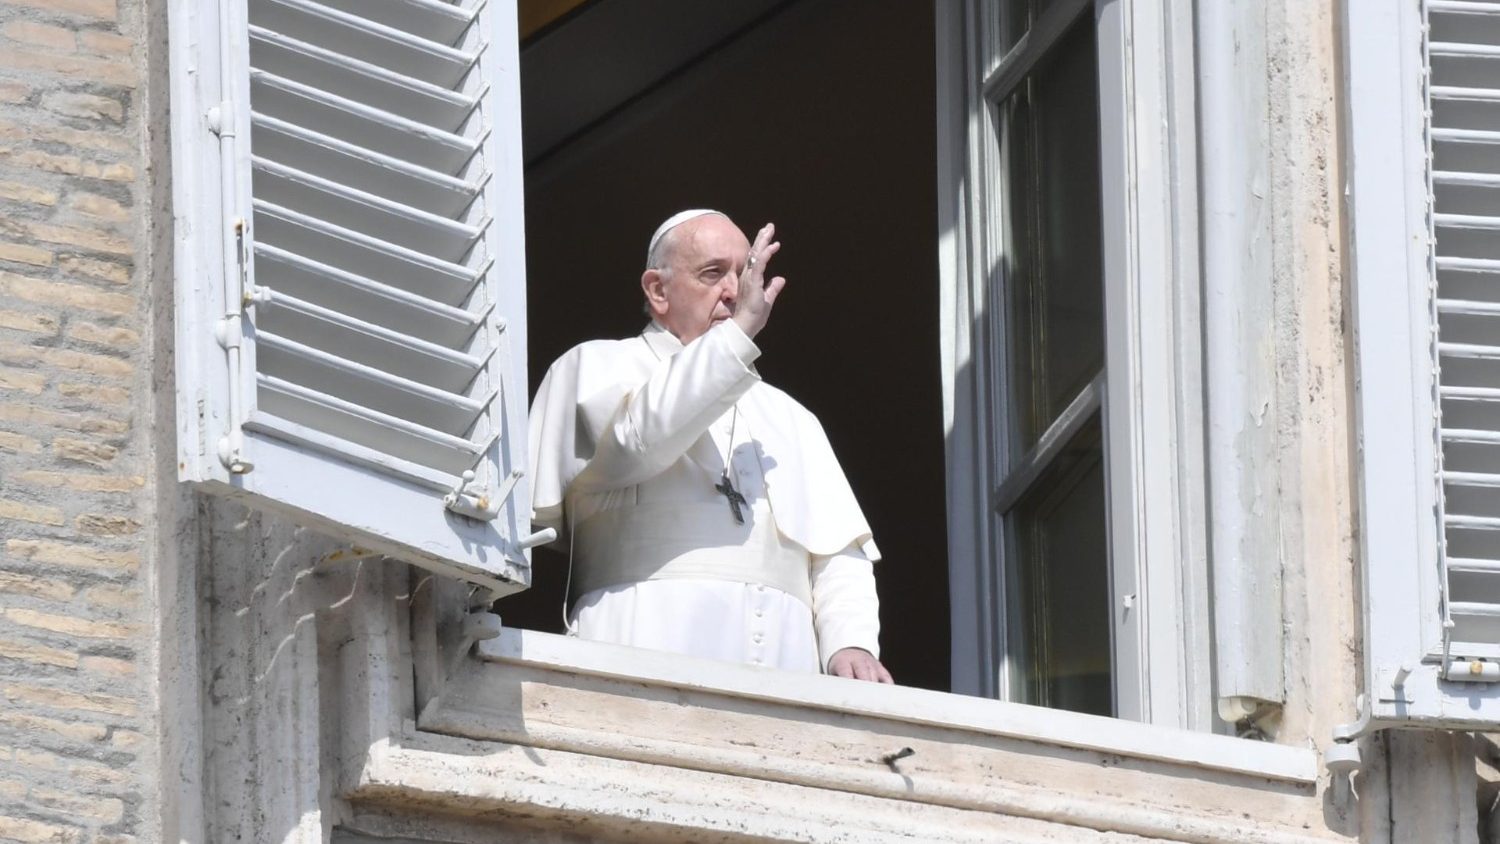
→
(715, 470, 747, 524)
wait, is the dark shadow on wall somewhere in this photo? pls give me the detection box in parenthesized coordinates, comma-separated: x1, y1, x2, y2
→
(506, 0, 950, 692)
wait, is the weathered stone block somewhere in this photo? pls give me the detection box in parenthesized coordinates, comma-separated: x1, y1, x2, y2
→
(52, 437, 119, 468)
(5, 539, 139, 575)
(2, 608, 138, 640)
(0, 498, 66, 526)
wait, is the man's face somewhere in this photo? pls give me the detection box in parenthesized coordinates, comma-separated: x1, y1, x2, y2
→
(642, 215, 751, 344)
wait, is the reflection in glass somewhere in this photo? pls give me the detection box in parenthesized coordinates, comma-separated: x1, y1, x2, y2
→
(991, 9, 1111, 715)
(999, 15, 1104, 450)
(1007, 418, 1111, 716)
(1001, 0, 1028, 55)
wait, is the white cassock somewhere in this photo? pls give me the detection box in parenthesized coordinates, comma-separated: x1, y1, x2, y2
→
(528, 319, 882, 672)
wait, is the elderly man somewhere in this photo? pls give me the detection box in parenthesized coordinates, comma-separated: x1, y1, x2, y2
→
(528, 210, 891, 683)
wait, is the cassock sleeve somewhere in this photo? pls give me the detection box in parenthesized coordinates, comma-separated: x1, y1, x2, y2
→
(529, 321, 763, 539)
(572, 321, 761, 493)
(810, 545, 881, 672)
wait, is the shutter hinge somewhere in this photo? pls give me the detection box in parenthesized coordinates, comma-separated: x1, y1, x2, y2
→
(215, 217, 253, 475)
(206, 101, 233, 137)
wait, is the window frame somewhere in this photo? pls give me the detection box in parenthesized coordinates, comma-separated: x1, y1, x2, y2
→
(938, 0, 1212, 728)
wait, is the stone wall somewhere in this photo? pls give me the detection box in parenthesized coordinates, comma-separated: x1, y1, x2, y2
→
(0, 0, 152, 841)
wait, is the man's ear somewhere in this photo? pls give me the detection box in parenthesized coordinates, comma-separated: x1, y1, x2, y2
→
(641, 269, 668, 316)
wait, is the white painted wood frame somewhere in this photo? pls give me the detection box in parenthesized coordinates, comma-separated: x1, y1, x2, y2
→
(937, 0, 1210, 728)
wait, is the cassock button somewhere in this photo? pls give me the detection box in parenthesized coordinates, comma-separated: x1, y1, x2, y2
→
(752, 634, 764, 644)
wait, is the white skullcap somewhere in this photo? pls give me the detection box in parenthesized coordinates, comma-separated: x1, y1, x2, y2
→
(646, 209, 727, 267)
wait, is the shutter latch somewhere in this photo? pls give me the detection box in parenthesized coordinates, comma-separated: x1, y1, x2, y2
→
(1442, 658, 1500, 682)
(443, 469, 557, 551)
(443, 468, 518, 521)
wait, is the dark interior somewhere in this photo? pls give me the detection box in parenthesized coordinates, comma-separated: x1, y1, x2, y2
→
(503, 0, 951, 692)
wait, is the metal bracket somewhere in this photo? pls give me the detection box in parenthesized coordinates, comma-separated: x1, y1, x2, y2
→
(217, 430, 253, 475)
(1442, 658, 1500, 682)
(1328, 702, 1374, 812)
(443, 469, 509, 521)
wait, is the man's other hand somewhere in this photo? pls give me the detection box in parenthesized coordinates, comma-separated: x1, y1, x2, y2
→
(731, 222, 785, 340)
(828, 647, 894, 684)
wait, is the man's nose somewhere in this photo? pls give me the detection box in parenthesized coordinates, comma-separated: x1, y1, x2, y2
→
(721, 273, 739, 302)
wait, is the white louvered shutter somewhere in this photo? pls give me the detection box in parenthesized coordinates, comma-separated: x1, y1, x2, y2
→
(1348, 0, 1500, 730)
(1431, 0, 1500, 681)
(168, 0, 548, 593)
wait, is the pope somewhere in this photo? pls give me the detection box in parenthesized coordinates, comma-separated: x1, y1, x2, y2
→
(528, 210, 892, 683)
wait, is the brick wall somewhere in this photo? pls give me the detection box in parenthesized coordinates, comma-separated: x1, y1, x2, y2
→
(0, 0, 150, 841)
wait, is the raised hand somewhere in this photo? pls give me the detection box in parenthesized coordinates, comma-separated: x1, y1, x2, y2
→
(731, 223, 786, 340)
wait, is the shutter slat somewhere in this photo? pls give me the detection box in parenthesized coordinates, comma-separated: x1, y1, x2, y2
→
(243, 410, 459, 492)
(250, 70, 478, 174)
(254, 244, 481, 348)
(1443, 470, 1500, 486)
(1444, 385, 1500, 402)
(1433, 127, 1500, 144)
(255, 201, 482, 307)
(253, 156, 483, 261)
(256, 374, 483, 477)
(1450, 556, 1500, 572)
(251, 0, 476, 88)
(1441, 427, 1500, 443)
(1432, 1, 1500, 13)
(251, 114, 479, 218)
(1445, 513, 1500, 528)
(1435, 212, 1500, 229)
(249, 25, 478, 132)
(315, 0, 477, 46)
(1437, 297, 1500, 314)
(1432, 40, 1500, 57)
(1438, 340, 1500, 358)
(257, 329, 489, 436)
(1450, 601, 1500, 617)
(1433, 85, 1500, 102)
(1434, 169, 1500, 185)
(1439, 255, 1500, 272)
(257, 289, 485, 392)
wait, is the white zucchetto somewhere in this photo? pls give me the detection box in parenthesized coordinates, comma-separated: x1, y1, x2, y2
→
(646, 209, 727, 267)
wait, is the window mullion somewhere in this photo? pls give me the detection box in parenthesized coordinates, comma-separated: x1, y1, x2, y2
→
(983, 0, 1093, 103)
(994, 371, 1105, 515)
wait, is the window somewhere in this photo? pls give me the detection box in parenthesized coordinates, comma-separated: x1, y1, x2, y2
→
(941, 0, 1213, 727)
(168, 0, 1258, 736)
(988, 4, 1112, 716)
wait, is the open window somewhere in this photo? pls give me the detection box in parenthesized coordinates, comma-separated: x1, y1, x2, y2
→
(504, 0, 1215, 728)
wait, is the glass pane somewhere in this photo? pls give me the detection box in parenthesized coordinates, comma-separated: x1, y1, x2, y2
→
(1006, 416, 1111, 716)
(1001, 0, 1028, 54)
(999, 15, 1104, 450)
